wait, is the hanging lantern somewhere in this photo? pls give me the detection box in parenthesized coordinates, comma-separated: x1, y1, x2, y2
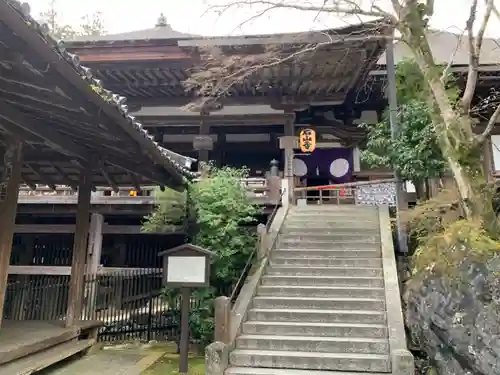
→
(299, 128, 316, 153)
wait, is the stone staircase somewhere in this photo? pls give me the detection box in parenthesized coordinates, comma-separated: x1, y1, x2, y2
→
(226, 205, 395, 375)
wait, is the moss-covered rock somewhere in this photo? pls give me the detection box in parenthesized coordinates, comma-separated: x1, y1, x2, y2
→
(404, 256, 500, 374)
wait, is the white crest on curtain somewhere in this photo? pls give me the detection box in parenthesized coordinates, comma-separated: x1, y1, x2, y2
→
(292, 158, 307, 177)
(329, 158, 350, 178)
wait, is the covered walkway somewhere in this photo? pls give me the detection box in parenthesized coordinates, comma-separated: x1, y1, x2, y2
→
(0, 0, 194, 371)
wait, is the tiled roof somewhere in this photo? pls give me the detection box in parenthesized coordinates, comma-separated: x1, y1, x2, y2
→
(378, 29, 500, 66)
(4, 0, 198, 180)
(69, 13, 198, 42)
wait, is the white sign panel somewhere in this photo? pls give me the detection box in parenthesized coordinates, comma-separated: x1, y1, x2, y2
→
(355, 182, 396, 206)
(167, 256, 206, 283)
(491, 135, 500, 171)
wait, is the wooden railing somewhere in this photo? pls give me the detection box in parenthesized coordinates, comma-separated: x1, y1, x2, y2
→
(293, 178, 398, 206)
(17, 177, 281, 205)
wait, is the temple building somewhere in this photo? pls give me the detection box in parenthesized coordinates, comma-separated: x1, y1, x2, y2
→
(14, 16, 500, 271)
(66, 16, 390, 193)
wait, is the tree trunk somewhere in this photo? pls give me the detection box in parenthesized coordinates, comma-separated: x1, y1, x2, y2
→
(413, 179, 426, 200)
(402, 28, 498, 233)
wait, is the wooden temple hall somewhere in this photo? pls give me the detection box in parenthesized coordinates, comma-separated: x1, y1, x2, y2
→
(0, 1, 197, 370)
(9, 17, 396, 276)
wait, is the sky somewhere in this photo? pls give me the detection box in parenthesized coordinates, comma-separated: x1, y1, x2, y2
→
(27, 0, 500, 37)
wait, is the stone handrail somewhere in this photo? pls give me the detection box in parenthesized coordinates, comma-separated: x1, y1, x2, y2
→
(378, 206, 415, 374)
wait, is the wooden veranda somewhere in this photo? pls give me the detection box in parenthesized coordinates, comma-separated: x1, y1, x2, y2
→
(0, 0, 195, 371)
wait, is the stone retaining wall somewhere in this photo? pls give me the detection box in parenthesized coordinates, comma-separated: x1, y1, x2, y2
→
(404, 256, 500, 375)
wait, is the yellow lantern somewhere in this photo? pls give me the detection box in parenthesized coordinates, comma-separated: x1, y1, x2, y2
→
(299, 128, 316, 153)
(129, 190, 137, 197)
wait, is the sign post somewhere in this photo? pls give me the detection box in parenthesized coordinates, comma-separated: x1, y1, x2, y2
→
(158, 244, 215, 374)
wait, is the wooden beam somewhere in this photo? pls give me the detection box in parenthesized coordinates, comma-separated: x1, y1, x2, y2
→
(50, 164, 78, 190)
(125, 95, 345, 108)
(128, 172, 142, 192)
(0, 104, 175, 186)
(26, 163, 57, 191)
(13, 224, 182, 234)
(0, 140, 23, 326)
(0, 101, 89, 161)
(99, 164, 119, 193)
(21, 173, 37, 190)
(65, 166, 92, 327)
(8, 266, 161, 276)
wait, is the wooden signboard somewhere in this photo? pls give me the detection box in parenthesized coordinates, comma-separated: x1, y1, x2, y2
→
(158, 244, 215, 374)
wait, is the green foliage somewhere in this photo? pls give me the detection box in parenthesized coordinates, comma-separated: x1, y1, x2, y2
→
(142, 165, 261, 346)
(142, 188, 186, 230)
(360, 59, 458, 183)
(401, 188, 500, 277)
(360, 101, 445, 181)
(412, 219, 500, 277)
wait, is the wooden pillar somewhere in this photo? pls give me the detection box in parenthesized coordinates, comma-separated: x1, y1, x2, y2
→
(82, 213, 104, 319)
(65, 167, 92, 327)
(112, 240, 127, 309)
(0, 141, 23, 326)
(194, 120, 212, 177)
(283, 117, 295, 204)
(216, 130, 226, 168)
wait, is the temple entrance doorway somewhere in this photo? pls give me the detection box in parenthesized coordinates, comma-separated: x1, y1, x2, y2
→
(306, 176, 330, 203)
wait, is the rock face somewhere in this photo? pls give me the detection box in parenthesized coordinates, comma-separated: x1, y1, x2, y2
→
(404, 256, 500, 375)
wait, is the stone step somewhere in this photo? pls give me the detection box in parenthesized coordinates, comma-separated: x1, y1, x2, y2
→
(247, 308, 386, 324)
(281, 226, 380, 236)
(261, 275, 384, 288)
(285, 216, 378, 222)
(277, 241, 381, 250)
(290, 208, 378, 214)
(282, 222, 380, 228)
(266, 266, 383, 278)
(229, 349, 391, 372)
(270, 257, 382, 268)
(226, 367, 390, 375)
(272, 249, 381, 259)
(289, 213, 378, 219)
(291, 205, 377, 211)
(285, 216, 379, 223)
(258, 285, 385, 299)
(280, 233, 380, 241)
(236, 335, 390, 354)
(252, 296, 385, 310)
(242, 321, 388, 339)
(286, 216, 378, 222)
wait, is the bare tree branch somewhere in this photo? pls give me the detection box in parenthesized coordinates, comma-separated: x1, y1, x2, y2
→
(440, 29, 465, 83)
(461, 0, 494, 113)
(474, 0, 500, 144)
(207, 0, 392, 20)
(477, 103, 500, 144)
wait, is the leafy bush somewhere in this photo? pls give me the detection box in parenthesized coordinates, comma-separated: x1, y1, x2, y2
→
(142, 166, 261, 346)
(360, 59, 459, 188)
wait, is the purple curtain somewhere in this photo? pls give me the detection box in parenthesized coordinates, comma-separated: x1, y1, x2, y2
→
(295, 148, 353, 184)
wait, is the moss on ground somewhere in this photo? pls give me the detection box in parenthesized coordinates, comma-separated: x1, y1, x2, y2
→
(142, 354, 204, 375)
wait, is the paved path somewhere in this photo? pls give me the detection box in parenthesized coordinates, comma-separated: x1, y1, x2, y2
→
(38, 349, 163, 375)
